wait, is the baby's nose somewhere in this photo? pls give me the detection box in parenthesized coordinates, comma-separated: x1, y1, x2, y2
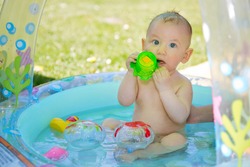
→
(156, 44, 166, 55)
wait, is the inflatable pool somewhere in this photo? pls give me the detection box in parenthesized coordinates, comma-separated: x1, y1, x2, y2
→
(1, 0, 250, 166)
(3, 72, 214, 166)
(0, 1, 215, 166)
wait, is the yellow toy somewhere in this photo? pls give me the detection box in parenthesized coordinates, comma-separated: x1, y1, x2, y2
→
(50, 116, 79, 133)
(50, 118, 68, 133)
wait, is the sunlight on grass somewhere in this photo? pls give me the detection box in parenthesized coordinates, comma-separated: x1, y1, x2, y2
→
(0, 0, 207, 81)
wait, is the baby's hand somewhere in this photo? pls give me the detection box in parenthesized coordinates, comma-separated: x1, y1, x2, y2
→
(153, 67, 171, 91)
(126, 52, 139, 72)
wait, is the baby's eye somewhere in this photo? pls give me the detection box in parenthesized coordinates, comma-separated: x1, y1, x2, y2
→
(152, 40, 159, 45)
(169, 43, 177, 48)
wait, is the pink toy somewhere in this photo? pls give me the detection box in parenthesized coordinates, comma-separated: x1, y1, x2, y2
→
(44, 146, 68, 161)
(65, 115, 79, 124)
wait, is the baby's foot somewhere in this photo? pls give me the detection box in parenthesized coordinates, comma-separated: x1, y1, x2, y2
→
(114, 147, 138, 162)
(117, 153, 137, 162)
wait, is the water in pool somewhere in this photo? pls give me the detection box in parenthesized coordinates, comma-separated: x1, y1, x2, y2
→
(15, 73, 214, 166)
(33, 106, 215, 167)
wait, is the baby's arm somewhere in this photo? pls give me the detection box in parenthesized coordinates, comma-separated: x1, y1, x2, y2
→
(118, 52, 139, 106)
(187, 105, 213, 123)
(153, 67, 192, 124)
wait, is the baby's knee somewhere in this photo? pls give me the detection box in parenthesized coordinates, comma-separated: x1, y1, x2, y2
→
(161, 133, 186, 148)
(102, 118, 121, 130)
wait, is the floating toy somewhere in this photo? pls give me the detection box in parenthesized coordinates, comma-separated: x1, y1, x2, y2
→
(50, 118, 67, 133)
(114, 121, 155, 153)
(64, 120, 106, 151)
(130, 51, 158, 80)
(65, 115, 79, 124)
(44, 146, 68, 161)
(50, 116, 79, 133)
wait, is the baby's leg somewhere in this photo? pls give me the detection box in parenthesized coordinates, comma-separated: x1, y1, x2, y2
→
(102, 118, 122, 130)
(118, 132, 186, 162)
(160, 132, 187, 152)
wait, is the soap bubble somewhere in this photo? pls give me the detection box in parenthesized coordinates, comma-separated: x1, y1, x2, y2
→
(232, 76, 248, 94)
(25, 22, 35, 34)
(220, 62, 232, 76)
(0, 35, 8, 45)
(15, 39, 26, 50)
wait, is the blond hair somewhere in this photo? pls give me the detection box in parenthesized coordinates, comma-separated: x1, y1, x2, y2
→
(147, 11, 192, 39)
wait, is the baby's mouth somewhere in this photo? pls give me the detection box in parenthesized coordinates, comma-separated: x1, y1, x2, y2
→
(157, 59, 165, 66)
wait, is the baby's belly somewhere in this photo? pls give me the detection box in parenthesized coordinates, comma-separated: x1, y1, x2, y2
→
(134, 83, 184, 135)
(133, 106, 185, 135)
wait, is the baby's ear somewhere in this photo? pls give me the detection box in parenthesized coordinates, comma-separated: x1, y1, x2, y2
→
(181, 48, 193, 63)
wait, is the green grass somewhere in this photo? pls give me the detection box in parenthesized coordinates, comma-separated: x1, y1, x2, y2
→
(0, 0, 207, 85)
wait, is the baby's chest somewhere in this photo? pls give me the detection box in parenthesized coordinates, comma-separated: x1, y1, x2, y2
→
(137, 84, 159, 101)
(137, 80, 179, 99)
(136, 87, 163, 110)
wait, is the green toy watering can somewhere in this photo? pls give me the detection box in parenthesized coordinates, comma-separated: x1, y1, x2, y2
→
(130, 51, 158, 80)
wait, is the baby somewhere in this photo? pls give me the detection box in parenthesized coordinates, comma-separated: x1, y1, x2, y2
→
(103, 11, 194, 162)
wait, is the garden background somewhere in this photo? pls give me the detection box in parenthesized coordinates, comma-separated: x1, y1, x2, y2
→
(0, 0, 207, 86)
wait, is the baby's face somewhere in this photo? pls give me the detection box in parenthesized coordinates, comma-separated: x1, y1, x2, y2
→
(143, 20, 191, 72)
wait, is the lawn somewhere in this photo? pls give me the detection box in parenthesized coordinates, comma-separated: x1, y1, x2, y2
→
(0, 0, 207, 85)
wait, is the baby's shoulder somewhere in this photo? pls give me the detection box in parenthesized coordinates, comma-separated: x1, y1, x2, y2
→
(174, 71, 191, 84)
(172, 72, 192, 91)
